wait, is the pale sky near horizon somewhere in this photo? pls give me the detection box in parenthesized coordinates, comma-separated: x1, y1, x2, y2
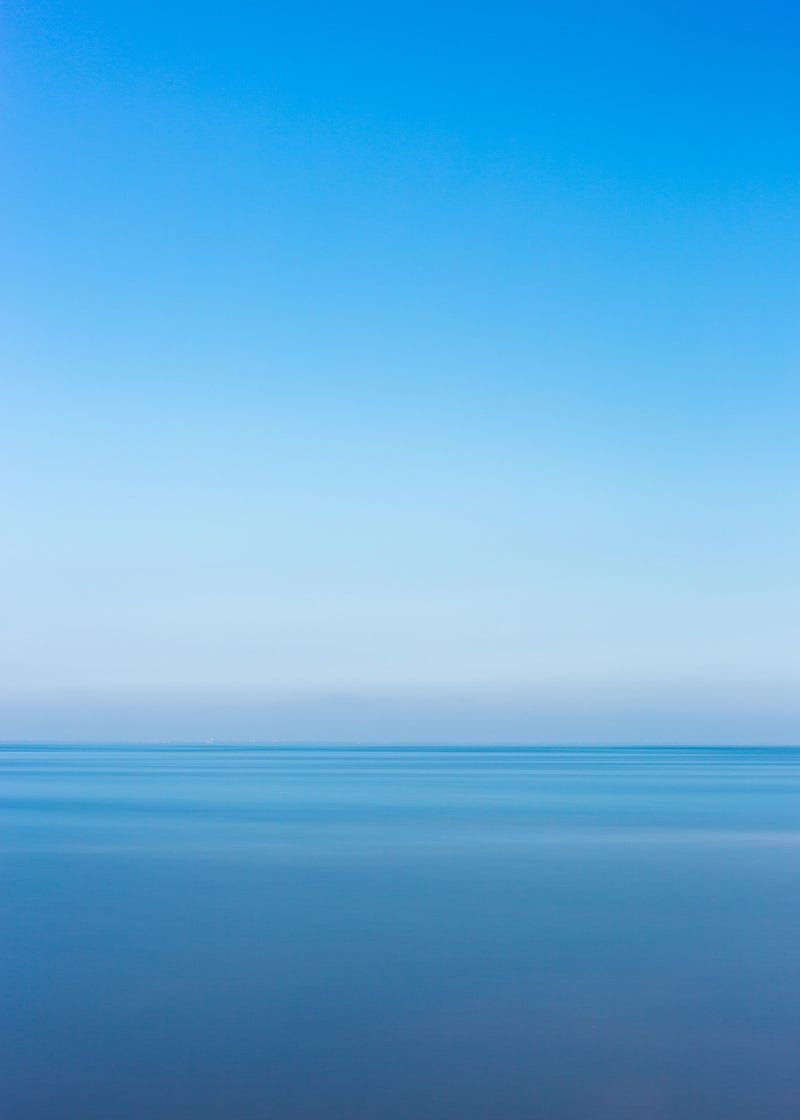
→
(2, 1, 799, 743)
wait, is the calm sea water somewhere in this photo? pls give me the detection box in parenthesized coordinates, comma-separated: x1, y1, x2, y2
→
(2, 745, 800, 1119)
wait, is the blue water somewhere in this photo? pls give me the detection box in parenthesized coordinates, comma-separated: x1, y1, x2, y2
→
(2, 745, 800, 1119)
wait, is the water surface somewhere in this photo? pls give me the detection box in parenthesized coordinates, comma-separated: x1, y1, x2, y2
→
(2, 745, 800, 1118)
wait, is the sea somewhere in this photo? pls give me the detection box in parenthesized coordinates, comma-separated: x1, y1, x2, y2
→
(2, 744, 800, 1119)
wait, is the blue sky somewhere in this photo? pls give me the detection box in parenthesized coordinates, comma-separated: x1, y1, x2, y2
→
(2, 1, 799, 742)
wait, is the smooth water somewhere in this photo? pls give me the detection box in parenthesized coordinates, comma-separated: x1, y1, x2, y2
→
(2, 745, 800, 1119)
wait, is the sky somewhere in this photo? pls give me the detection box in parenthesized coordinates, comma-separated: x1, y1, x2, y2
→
(2, 1, 799, 743)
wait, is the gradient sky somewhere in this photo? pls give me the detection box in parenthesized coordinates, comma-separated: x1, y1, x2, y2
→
(2, 1, 799, 742)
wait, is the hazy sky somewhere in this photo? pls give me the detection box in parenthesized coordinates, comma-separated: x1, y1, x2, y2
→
(2, 2, 799, 742)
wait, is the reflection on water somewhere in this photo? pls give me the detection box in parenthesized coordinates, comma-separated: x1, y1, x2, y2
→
(2, 745, 800, 1118)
